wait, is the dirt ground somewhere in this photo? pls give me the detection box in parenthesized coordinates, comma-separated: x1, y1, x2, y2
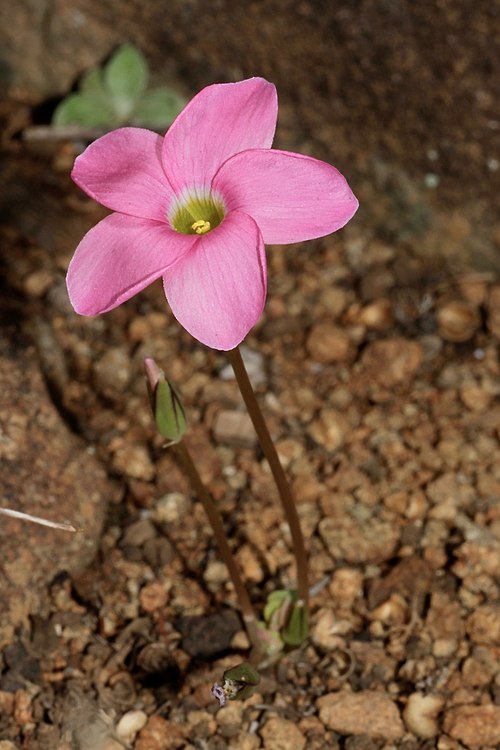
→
(1, 2, 499, 749)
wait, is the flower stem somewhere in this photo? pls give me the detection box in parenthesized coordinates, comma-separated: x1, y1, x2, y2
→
(226, 347, 309, 610)
(172, 440, 262, 652)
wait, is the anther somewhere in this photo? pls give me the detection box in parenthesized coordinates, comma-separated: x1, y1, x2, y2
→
(191, 219, 211, 235)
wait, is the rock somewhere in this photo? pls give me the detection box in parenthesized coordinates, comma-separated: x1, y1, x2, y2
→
(360, 338, 423, 387)
(111, 443, 155, 481)
(403, 692, 444, 738)
(136, 715, 186, 750)
(466, 604, 500, 645)
(92, 347, 132, 400)
(436, 300, 481, 342)
(487, 285, 500, 337)
(0, 335, 107, 648)
(212, 409, 257, 448)
(308, 409, 348, 451)
(443, 704, 500, 748)
(306, 324, 356, 364)
(319, 515, 399, 564)
(317, 690, 404, 740)
(260, 716, 306, 750)
(116, 710, 148, 743)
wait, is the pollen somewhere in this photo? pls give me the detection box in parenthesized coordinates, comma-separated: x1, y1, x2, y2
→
(191, 219, 211, 235)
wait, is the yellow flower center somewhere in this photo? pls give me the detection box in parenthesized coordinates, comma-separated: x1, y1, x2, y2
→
(191, 219, 211, 235)
(171, 193, 225, 235)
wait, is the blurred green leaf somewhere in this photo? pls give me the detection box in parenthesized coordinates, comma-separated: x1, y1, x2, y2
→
(133, 87, 186, 127)
(52, 93, 113, 127)
(281, 600, 309, 646)
(104, 43, 148, 101)
(80, 67, 106, 95)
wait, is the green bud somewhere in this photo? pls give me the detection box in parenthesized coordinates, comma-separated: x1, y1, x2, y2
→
(144, 358, 187, 444)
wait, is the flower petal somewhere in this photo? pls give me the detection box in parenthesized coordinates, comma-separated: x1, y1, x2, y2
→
(162, 78, 277, 194)
(67, 213, 195, 315)
(213, 149, 359, 244)
(72, 128, 175, 221)
(163, 212, 267, 350)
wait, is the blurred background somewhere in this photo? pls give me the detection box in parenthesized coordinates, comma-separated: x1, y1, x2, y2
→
(1, 0, 498, 270)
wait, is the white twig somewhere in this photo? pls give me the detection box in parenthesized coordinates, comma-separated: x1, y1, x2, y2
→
(0, 507, 77, 532)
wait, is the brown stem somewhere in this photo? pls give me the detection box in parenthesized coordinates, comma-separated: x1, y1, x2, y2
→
(226, 347, 309, 609)
(172, 441, 263, 651)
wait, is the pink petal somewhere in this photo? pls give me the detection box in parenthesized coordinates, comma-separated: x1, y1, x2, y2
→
(67, 213, 195, 315)
(163, 212, 267, 350)
(72, 128, 175, 221)
(162, 78, 277, 193)
(213, 149, 359, 244)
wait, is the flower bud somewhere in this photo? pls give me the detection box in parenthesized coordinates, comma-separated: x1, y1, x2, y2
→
(144, 358, 187, 444)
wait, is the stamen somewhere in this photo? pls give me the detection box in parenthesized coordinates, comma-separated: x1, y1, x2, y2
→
(191, 219, 211, 235)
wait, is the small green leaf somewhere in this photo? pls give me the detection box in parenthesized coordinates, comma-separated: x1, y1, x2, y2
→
(281, 600, 309, 647)
(133, 87, 186, 127)
(223, 663, 260, 687)
(104, 43, 148, 101)
(264, 589, 297, 632)
(52, 93, 114, 127)
(80, 67, 106, 95)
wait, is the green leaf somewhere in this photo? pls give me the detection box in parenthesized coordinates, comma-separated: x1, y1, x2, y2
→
(80, 67, 106, 95)
(133, 87, 186, 127)
(52, 93, 114, 127)
(281, 600, 309, 647)
(104, 43, 148, 101)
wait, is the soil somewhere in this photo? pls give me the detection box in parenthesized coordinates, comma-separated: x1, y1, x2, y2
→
(0, 4, 499, 749)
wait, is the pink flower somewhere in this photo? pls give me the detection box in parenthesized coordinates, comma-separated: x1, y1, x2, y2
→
(67, 77, 358, 350)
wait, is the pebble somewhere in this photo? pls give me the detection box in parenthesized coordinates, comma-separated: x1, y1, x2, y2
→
(111, 443, 155, 481)
(459, 383, 491, 412)
(319, 515, 399, 564)
(260, 716, 306, 750)
(306, 324, 356, 364)
(360, 338, 423, 387)
(317, 690, 404, 740)
(308, 408, 348, 451)
(443, 704, 500, 748)
(466, 604, 500, 645)
(403, 692, 445, 738)
(155, 492, 192, 524)
(139, 581, 169, 612)
(437, 301, 481, 342)
(136, 715, 186, 750)
(116, 710, 148, 742)
(92, 347, 132, 399)
(213, 409, 257, 448)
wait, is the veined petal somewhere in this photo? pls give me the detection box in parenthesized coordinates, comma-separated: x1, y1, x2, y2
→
(72, 128, 175, 221)
(163, 212, 267, 350)
(67, 213, 195, 315)
(162, 78, 277, 193)
(213, 149, 359, 244)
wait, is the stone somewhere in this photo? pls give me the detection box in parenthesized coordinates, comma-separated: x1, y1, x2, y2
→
(260, 716, 306, 750)
(443, 704, 500, 748)
(116, 710, 148, 743)
(0, 334, 107, 648)
(136, 715, 186, 750)
(319, 514, 399, 564)
(213, 409, 257, 448)
(317, 690, 404, 740)
(306, 324, 356, 364)
(360, 338, 423, 387)
(403, 692, 445, 738)
(437, 300, 481, 342)
(466, 604, 500, 645)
